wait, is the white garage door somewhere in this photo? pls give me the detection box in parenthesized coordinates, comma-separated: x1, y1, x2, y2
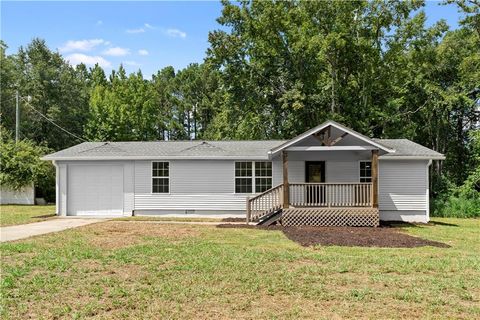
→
(68, 165, 124, 216)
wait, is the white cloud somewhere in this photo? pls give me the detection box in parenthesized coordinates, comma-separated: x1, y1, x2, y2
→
(165, 28, 187, 38)
(96, 20, 103, 26)
(59, 39, 105, 53)
(144, 23, 155, 29)
(65, 53, 111, 68)
(127, 23, 154, 34)
(103, 47, 130, 56)
(123, 61, 141, 67)
(138, 49, 149, 56)
(126, 28, 145, 34)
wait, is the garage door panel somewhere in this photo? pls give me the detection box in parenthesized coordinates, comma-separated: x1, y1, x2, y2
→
(68, 165, 124, 216)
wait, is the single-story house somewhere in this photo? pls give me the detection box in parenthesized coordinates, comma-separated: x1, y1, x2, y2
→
(42, 120, 445, 226)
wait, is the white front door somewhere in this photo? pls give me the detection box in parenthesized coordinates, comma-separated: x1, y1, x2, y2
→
(68, 165, 124, 216)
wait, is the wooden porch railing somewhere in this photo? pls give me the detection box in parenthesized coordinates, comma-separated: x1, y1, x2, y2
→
(246, 184, 283, 223)
(289, 183, 372, 207)
(247, 182, 373, 223)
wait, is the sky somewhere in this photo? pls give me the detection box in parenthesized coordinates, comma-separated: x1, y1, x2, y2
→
(1, 1, 463, 78)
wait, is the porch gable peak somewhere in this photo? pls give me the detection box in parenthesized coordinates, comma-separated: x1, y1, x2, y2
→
(269, 120, 395, 155)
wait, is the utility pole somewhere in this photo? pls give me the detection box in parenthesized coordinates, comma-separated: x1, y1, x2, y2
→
(15, 90, 20, 142)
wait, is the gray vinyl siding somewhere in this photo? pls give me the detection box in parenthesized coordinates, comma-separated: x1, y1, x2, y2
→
(173, 160, 234, 194)
(124, 162, 135, 213)
(378, 160, 428, 212)
(134, 160, 245, 211)
(326, 161, 359, 182)
(272, 159, 304, 185)
(134, 160, 235, 194)
(272, 151, 370, 185)
(55, 156, 430, 219)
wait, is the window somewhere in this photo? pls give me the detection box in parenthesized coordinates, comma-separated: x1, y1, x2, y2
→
(359, 161, 372, 183)
(255, 161, 272, 193)
(235, 162, 252, 193)
(235, 161, 272, 193)
(152, 162, 169, 193)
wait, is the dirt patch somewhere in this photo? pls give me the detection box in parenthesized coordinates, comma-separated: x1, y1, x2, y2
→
(217, 224, 450, 248)
(85, 221, 200, 249)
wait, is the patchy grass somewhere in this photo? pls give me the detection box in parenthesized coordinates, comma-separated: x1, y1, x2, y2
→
(1, 218, 479, 319)
(0, 205, 56, 226)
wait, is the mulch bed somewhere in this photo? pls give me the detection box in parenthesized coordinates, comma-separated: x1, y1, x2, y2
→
(217, 224, 450, 248)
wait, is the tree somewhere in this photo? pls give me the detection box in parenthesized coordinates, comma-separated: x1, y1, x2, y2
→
(206, 0, 426, 139)
(0, 128, 54, 195)
(0, 41, 17, 134)
(85, 66, 159, 141)
(174, 63, 222, 139)
(3, 38, 90, 150)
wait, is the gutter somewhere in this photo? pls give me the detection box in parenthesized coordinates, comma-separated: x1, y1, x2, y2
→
(41, 155, 272, 161)
(379, 156, 446, 160)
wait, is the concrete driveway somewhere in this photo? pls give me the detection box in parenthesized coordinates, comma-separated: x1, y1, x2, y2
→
(0, 218, 106, 242)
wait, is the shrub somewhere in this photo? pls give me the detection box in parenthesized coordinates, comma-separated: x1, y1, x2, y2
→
(0, 128, 55, 201)
(431, 169, 480, 218)
(432, 195, 480, 218)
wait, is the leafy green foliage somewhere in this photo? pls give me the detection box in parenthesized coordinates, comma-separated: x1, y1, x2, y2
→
(432, 130, 480, 218)
(0, 128, 54, 192)
(84, 68, 160, 141)
(3, 39, 90, 150)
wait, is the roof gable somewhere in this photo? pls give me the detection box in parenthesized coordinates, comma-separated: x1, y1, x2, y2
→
(269, 120, 395, 155)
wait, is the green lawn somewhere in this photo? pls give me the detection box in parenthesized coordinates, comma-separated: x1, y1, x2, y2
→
(0, 205, 56, 226)
(1, 218, 479, 319)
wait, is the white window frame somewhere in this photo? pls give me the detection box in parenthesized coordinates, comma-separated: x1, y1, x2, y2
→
(234, 161, 273, 194)
(234, 161, 254, 194)
(359, 160, 372, 183)
(151, 161, 170, 194)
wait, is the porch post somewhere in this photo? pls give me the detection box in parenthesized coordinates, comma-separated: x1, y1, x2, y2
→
(371, 149, 379, 208)
(282, 150, 289, 208)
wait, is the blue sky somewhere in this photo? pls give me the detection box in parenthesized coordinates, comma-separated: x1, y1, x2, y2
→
(1, 1, 462, 77)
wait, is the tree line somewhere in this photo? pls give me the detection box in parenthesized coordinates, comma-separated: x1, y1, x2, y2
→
(0, 0, 478, 214)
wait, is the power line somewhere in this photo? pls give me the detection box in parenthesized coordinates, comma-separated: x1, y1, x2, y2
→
(0, 96, 18, 105)
(19, 96, 88, 142)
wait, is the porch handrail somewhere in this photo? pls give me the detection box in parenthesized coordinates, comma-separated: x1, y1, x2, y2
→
(289, 182, 372, 207)
(246, 184, 284, 223)
(246, 182, 373, 223)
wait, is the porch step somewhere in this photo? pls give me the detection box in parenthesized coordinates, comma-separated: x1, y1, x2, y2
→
(257, 209, 283, 226)
(282, 207, 379, 227)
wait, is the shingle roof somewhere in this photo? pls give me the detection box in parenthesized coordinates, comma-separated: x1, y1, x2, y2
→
(374, 139, 444, 159)
(43, 138, 444, 161)
(42, 140, 288, 160)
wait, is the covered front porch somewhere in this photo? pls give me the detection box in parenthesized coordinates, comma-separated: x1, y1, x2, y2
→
(246, 121, 388, 227)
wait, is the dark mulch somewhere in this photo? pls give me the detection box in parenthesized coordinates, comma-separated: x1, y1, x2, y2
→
(217, 224, 450, 248)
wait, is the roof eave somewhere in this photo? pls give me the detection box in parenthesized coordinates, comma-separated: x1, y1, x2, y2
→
(42, 155, 271, 161)
(379, 155, 446, 160)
